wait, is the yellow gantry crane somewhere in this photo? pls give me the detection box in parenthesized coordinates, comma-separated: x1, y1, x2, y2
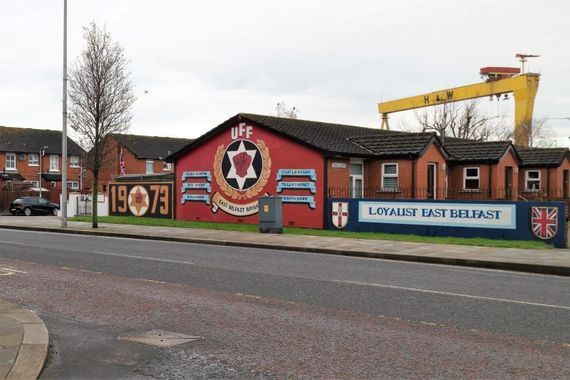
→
(378, 54, 540, 147)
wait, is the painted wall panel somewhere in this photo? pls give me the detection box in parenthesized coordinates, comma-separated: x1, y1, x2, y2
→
(176, 122, 325, 228)
(328, 198, 567, 248)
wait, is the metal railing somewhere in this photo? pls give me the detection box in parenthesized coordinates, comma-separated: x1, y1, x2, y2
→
(327, 187, 570, 201)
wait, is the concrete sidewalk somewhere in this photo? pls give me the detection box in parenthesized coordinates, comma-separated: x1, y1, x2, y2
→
(0, 216, 569, 276)
(0, 299, 48, 380)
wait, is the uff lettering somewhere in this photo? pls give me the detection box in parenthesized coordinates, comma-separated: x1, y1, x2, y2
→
(231, 123, 253, 140)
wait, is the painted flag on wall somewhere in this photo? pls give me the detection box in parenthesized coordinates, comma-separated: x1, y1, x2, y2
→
(119, 147, 126, 176)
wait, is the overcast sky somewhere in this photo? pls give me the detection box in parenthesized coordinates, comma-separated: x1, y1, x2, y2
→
(1, 1, 569, 143)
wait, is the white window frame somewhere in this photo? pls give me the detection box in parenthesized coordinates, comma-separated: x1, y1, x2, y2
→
(49, 154, 59, 172)
(525, 170, 541, 191)
(463, 166, 480, 190)
(163, 161, 173, 171)
(28, 153, 39, 166)
(5, 153, 16, 171)
(67, 181, 79, 190)
(69, 155, 80, 168)
(381, 163, 399, 190)
(145, 159, 154, 174)
(349, 159, 364, 198)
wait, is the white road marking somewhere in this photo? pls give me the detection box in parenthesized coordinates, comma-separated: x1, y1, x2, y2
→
(93, 251, 193, 265)
(334, 280, 570, 310)
(0, 267, 27, 276)
(0, 240, 27, 246)
(1, 267, 27, 273)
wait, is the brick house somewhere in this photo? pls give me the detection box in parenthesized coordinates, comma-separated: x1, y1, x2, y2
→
(0, 126, 85, 199)
(444, 139, 521, 200)
(515, 147, 570, 200)
(94, 133, 193, 191)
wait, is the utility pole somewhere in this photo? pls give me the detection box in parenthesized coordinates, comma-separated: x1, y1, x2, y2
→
(61, 0, 68, 227)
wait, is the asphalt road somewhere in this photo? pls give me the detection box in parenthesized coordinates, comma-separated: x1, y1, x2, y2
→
(0, 228, 569, 378)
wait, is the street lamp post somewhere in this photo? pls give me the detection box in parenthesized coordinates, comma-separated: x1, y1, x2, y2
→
(61, 0, 68, 227)
(39, 146, 48, 198)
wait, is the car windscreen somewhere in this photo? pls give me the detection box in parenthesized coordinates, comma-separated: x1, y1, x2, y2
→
(13, 198, 24, 204)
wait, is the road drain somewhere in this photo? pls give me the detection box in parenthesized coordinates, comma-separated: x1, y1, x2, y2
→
(118, 329, 203, 347)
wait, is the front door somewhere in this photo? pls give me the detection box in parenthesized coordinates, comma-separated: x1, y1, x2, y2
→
(562, 170, 568, 199)
(427, 163, 436, 199)
(505, 166, 513, 200)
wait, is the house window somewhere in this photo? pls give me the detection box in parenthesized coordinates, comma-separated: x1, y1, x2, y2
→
(50, 155, 59, 172)
(349, 160, 363, 198)
(67, 181, 79, 190)
(163, 161, 173, 171)
(381, 163, 398, 190)
(50, 181, 57, 188)
(28, 153, 39, 166)
(70, 156, 80, 168)
(5, 153, 16, 170)
(146, 160, 154, 174)
(525, 170, 541, 191)
(463, 167, 480, 190)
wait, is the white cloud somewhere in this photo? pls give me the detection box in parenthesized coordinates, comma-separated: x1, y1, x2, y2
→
(0, 0, 568, 143)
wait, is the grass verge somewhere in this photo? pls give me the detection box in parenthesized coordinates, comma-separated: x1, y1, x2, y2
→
(70, 215, 552, 249)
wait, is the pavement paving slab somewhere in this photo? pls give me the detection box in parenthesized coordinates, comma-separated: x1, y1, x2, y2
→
(0, 300, 49, 380)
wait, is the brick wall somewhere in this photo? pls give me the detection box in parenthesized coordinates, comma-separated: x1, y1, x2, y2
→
(491, 149, 519, 200)
(327, 158, 350, 195)
(414, 142, 447, 199)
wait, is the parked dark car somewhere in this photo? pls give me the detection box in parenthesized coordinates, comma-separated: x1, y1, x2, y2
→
(9, 197, 60, 216)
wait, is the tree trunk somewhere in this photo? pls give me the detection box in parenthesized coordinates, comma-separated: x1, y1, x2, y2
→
(92, 170, 99, 228)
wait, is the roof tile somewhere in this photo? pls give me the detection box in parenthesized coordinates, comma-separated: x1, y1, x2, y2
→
(112, 134, 193, 159)
(0, 126, 84, 155)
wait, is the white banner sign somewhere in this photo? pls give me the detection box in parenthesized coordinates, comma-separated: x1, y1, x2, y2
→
(358, 201, 516, 229)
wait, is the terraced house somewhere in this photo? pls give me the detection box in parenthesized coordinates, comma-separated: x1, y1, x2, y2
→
(0, 126, 85, 205)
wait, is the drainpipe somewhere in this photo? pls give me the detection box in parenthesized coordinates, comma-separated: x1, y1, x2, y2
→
(322, 155, 329, 229)
(547, 168, 551, 198)
(411, 154, 415, 199)
(488, 162, 492, 199)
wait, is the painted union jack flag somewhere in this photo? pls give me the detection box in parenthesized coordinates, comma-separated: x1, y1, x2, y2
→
(119, 147, 126, 176)
(531, 207, 558, 240)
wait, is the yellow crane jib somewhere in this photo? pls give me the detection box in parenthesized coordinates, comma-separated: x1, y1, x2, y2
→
(378, 68, 540, 147)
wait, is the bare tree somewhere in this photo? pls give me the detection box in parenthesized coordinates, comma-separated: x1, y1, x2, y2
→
(68, 22, 135, 228)
(413, 100, 493, 142)
(276, 102, 299, 119)
(517, 118, 558, 147)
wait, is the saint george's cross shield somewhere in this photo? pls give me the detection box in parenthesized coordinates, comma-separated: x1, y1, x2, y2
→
(332, 202, 349, 229)
(531, 207, 558, 240)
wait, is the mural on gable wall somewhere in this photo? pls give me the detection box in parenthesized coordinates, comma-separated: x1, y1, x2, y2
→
(177, 122, 324, 228)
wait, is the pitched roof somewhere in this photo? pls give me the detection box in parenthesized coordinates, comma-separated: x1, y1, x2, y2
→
(444, 139, 514, 163)
(515, 147, 569, 167)
(112, 134, 193, 159)
(239, 113, 393, 155)
(168, 113, 440, 160)
(349, 132, 443, 157)
(0, 126, 84, 155)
